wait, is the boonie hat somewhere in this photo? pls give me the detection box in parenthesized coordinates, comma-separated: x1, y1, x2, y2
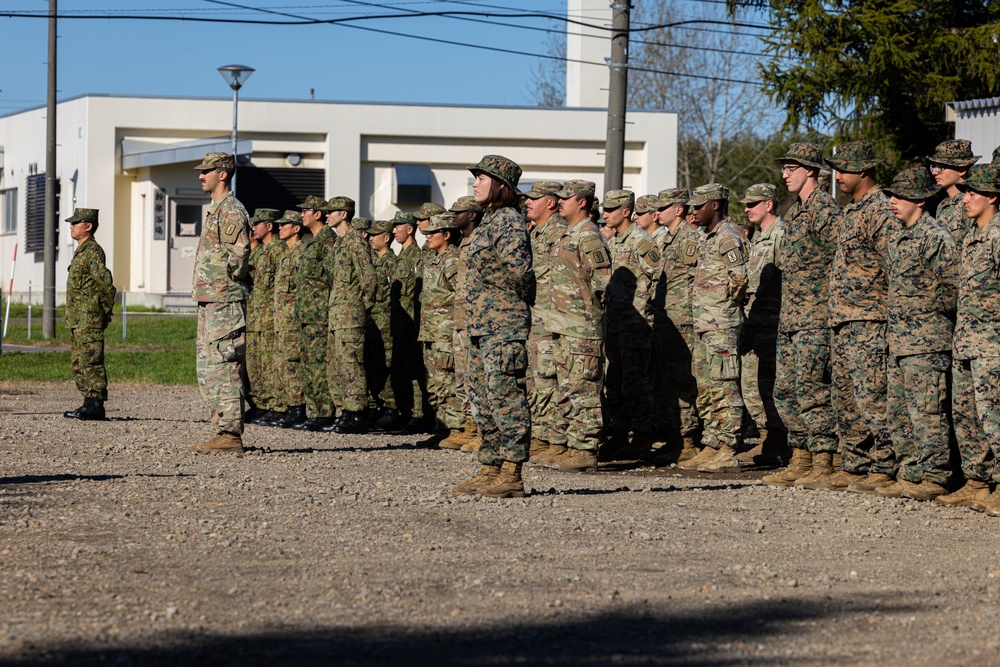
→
(776, 142, 825, 170)
(468, 155, 522, 193)
(882, 168, 941, 200)
(825, 141, 884, 173)
(926, 139, 980, 168)
(956, 165, 1000, 196)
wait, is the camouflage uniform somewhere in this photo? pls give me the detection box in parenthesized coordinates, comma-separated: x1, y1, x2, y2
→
(367, 220, 399, 411)
(273, 214, 306, 408)
(928, 139, 981, 246)
(937, 191, 975, 247)
(246, 210, 284, 413)
(295, 222, 339, 419)
(741, 220, 784, 433)
(66, 229, 115, 401)
(327, 219, 377, 413)
(394, 241, 426, 419)
(193, 183, 251, 436)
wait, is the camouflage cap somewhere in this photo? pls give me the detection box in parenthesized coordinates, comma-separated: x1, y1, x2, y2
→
(883, 168, 940, 200)
(739, 183, 778, 204)
(687, 183, 730, 207)
(522, 181, 562, 200)
(602, 189, 635, 211)
(956, 165, 1000, 196)
(297, 195, 331, 211)
(425, 213, 457, 234)
(656, 188, 689, 207)
(635, 195, 661, 214)
(65, 208, 99, 224)
(414, 202, 447, 221)
(249, 208, 281, 224)
(468, 154, 522, 193)
(993, 145, 1000, 166)
(555, 179, 596, 199)
(193, 152, 236, 170)
(776, 142, 825, 170)
(926, 139, 980, 168)
(731, 213, 752, 230)
(276, 210, 303, 226)
(351, 217, 373, 232)
(327, 196, 356, 213)
(825, 141, 884, 173)
(368, 219, 393, 235)
(391, 211, 417, 227)
(448, 196, 483, 213)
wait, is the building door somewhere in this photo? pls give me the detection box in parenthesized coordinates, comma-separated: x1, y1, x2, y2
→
(169, 199, 209, 292)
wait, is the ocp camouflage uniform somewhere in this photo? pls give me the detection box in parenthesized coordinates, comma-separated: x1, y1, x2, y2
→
(66, 237, 115, 400)
(367, 241, 398, 411)
(692, 217, 749, 450)
(937, 191, 975, 247)
(193, 191, 251, 435)
(829, 185, 894, 475)
(886, 211, 958, 486)
(327, 222, 377, 413)
(605, 223, 661, 436)
(546, 218, 611, 451)
(295, 224, 338, 419)
(394, 241, 427, 419)
(453, 234, 474, 423)
(274, 238, 306, 407)
(419, 242, 463, 430)
(247, 237, 284, 413)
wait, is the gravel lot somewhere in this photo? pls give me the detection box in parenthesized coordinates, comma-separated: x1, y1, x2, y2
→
(1, 380, 998, 666)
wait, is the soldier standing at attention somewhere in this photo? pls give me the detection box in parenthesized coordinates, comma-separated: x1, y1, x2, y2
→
(291, 196, 339, 432)
(63, 208, 115, 421)
(365, 219, 400, 424)
(676, 184, 749, 473)
(190, 152, 252, 454)
(452, 155, 534, 498)
(245, 209, 284, 426)
(600, 190, 661, 462)
(941, 166, 1000, 513)
(737, 184, 787, 466)
(522, 181, 568, 464)
(634, 193, 670, 445)
(880, 168, 958, 501)
(763, 144, 840, 486)
(270, 210, 307, 428)
(927, 139, 980, 245)
(378, 211, 419, 432)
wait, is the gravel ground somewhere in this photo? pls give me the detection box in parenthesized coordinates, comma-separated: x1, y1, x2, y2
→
(1, 381, 998, 666)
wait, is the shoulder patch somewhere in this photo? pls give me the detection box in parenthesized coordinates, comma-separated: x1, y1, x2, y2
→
(221, 220, 241, 244)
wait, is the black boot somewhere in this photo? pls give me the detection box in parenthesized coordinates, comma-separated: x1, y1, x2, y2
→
(303, 416, 337, 432)
(262, 410, 288, 427)
(402, 415, 433, 434)
(64, 401, 87, 419)
(373, 408, 404, 432)
(250, 409, 277, 425)
(277, 405, 307, 429)
(333, 410, 369, 434)
(74, 397, 106, 421)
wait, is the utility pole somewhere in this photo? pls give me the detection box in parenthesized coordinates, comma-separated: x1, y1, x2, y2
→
(603, 1, 631, 191)
(43, 0, 57, 339)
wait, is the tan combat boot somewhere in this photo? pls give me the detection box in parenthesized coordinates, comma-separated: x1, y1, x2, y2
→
(536, 444, 568, 468)
(191, 432, 244, 455)
(438, 428, 467, 451)
(902, 480, 948, 502)
(676, 436, 701, 463)
(698, 444, 740, 473)
(528, 438, 552, 464)
(793, 451, 834, 488)
(935, 480, 991, 507)
(832, 452, 842, 470)
(452, 464, 501, 495)
(761, 448, 812, 487)
(460, 428, 483, 453)
(551, 448, 598, 473)
(874, 479, 912, 498)
(480, 461, 526, 498)
(677, 444, 719, 470)
(803, 469, 864, 492)
(969, 488, 1000, 513)
(846, 472, 895, 494)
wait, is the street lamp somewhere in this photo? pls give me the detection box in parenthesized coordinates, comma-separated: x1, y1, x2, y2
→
(217, 64, 254, 195)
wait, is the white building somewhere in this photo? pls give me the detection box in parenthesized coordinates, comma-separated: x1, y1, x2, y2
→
(949, 96, 1000, 163)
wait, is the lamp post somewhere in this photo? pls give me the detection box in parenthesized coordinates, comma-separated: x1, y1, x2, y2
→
(217, 64, 254, 196)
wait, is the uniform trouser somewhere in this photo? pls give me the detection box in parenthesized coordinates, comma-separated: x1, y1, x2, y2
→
(774, 328, 837, 454)
(888, 352, 953, 486)
(952, 357, 1000, 484)
(468, 335, 530, 465)
(366, 320, 395, 410)
(276, 327, 304, 406)
(653, 321, 700, 439)
(196, 302, 246, 435)
(739, 324, 784, 433)
(453, 328, 474, 421)
(527, 327, 565, 446)
(423, 340, 464, 429)
(247, 329, 282, 411)
(833, 321, 894, 474)
(605, 330, 654, 435)
(392, 330, 427, 418)
(692, 327, 743, 450)
(327, 327, 367, 413)
(552, 334, 603, 451)
(300, 322, 334, 418)
(70, 326, 108, 400)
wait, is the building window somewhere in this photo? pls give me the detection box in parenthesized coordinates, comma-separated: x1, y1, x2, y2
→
(24, 174, 59, 253)
(0, 189, 15, 235)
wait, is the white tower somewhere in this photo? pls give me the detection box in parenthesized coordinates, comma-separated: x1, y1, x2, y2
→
(565, 0, 612, 108)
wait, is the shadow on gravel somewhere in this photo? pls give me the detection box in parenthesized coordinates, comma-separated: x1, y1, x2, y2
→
(1, 596, 917, 666)
(531, 481, 758, 496)
(0, 472, 195, 486)
(247, 442, 438, 455)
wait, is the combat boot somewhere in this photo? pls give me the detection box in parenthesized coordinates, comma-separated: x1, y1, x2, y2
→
(644, 435, 682, 467)
(250, 409, 277, 425)
(65, 397, 106, 421)
(373, 408, 405, 432)
(528, 438, 552, 464)
(480, 461, 526, 498)
(403, 415, 434, 434)
(902, 480, 948, 502)
(262, 410, 288, 427)
(793, 451, 835, 489)
(191, 432, 244, 455)
(832, 452, 843, 470)
(676, 436, 701, 463)
(761, 448, 812, 487)
(416, 423, 449, 448)
(461, 434, 482, 454)
(874, 479, 910, 498)
(276, 405, 307, 429)
(612, 431, 654, 461)
(803, 469, 863, 492)
(332, 410, 369, 434)
(935, 480, 991, 508)
(846, 472, 894, 495)
(969, 488, 1000, 513)
(536, 444, 568, 468)
(697, 444, 740, 473)
(597, 431, 629, 462)
(677, 444, 719, 470)
(452, 463, 501, 495)
(551, 448, 598, 473)
(440, 417, 476, 449)
(753, 429, 789, 467)
(304, 416, 337, 432)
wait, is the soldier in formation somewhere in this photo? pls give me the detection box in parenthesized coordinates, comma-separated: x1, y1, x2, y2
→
(271, 210, 307, 428)
(245, 208, 283, 425)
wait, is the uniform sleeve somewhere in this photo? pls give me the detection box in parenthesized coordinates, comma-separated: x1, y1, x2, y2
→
(720, 231, 749, 306)
(220, 206, 251, 284)
(580, 230, 612, 297)
(811, 196, 841, 258)
(927, 230, 960, 316)
(354, 238, 378, 311)
(490, 210, 535, 303)
(869, 204, 895, 274)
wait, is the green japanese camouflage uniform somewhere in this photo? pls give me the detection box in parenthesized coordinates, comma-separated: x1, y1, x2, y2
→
(546, 217, 611, 451)
(274, 236, 306, 408)
(466, 205, 534, 465)
(692, 213, 749, 451)
(193, 191, 252, 436)
(419, 238, 463, 430)
(66, 237, 115, 400)
(247, 235, 285, 413)
(394, 241, 428, 419)
(295, 224, 339, 419)
(327, 222, 377, 413)
(367, 229, 399, 411)
(605, 222, 661, 437)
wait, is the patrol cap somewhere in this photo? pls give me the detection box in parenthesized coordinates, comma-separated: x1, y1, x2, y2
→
(327, 196, 356, 213)
(926, 139, 980, 168)
(825, 141, 883, 173)
(882, 168, 940, 200)
(297, 195, 330, 211)
(424, 213, 457, 234)
(448, 196, 483, 213)
(776, 142, 825, 170)
(523, 181, 562, 200)
(351, 217, 372, 232)
(739, 183, 778, 204)
(602, 189, 635, 211)
(656, 188, 689, 207)
(391, 211, 417, 227)
(635, 195, 661, 214)
(555, 180, 596, 199)
(193, 152, 236, 170)
(687, 183, 729, 207)
(956, 165, 1000, 196)
(249, 208, 281, 224)
(368, 219, 393, 235)
(468, 154, 522, 193)
(276, 210, 303, 226)
(66, 208, 99, 224)
(414, 202, 447, 221)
